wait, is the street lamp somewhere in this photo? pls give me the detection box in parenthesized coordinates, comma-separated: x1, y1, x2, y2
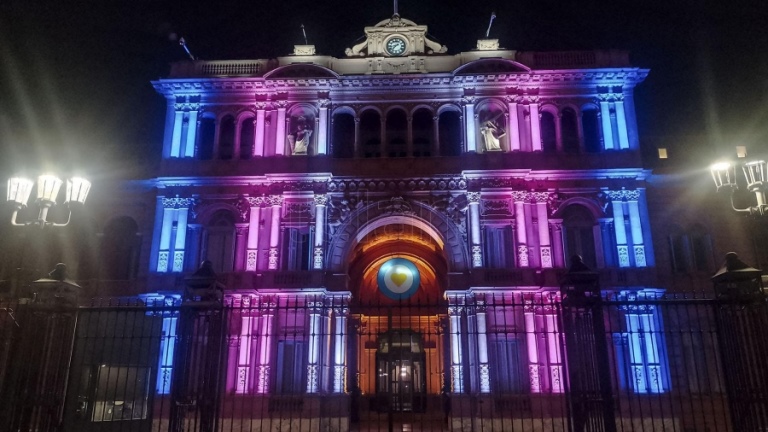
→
(710, 160, 767, 216)
(7, 174, 91, 227)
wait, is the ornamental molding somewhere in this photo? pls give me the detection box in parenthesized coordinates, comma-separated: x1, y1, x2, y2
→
(313, 195, 328, 206)
(379, 196, 414, 215)
(162, 196, 197, 209)
(603, 189, 640, 201)
(481, 198, 511, 215)
(327, 196, 365, 227)
(466, 192, 481, 203)
(245, 196, 268, 207)
(597, 92, 625, 102)
(267, 195, 284, 207)
(327, 176, 466, 193)
(284, 201, 313, 218)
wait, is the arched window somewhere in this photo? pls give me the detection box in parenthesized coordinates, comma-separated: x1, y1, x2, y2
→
(562, 205, 597, 268)
(239, 117, 255, 159)
(439, 111, 462, 156)
(101, 217, 140, 280)
(203, 210, 235, 273)
(198, 118, 215, 160)
(360, 110, 381, 158)
(412, 109, 433, 157)
(540, 111, 557, 153)
(582, 107, 601, 153)
(561, 108, 580, 153)
(219, 115, 236, 160)
(386, 109, 407, 158)
(332, 112, 355, 158)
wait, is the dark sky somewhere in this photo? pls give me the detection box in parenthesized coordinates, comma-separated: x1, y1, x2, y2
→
(1, 0, 767, 181)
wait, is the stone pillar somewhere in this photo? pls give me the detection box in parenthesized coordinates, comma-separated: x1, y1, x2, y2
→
(235, 306, 256, 394)
(549, 219, 565, 268)
(353, 116, 361, 157)
(185, 109, 199, 158)
(170, 109, 185, 157)
(268, 195, 283, 270)
(448, 304, 464, 393)
(234, 224, 248, 272)
(506, 97, 521, 151)
(534, 193, 552, 268)
(524, 305, 542, 393)
(626, 192, 646, 266)
(600, 99, 615, 150)
(212, 119, 221, 159)
(432, 115, 440, 156)
(530, 102, 542, 152)
(615, 97, 630, 150)
(609, 193, 630, 267)
(317, 99, 329, 155)
(172, 207, 189, 272)
(467, 192, 482, 268)
(245, 197, 264, 271)
(333, 302, 349, 393)
(475, 297, 490, 393)
(380, 117, 387, 157)
(463, 96, 476, 152)
(275, 102, 287, 156)
(598, 218, 613, 268)
(233, 117, 243, 160)
(306, 299, 323, 393)
(513, 192, 529, 267)
(256, 298, 276, 394)
(185, 224, 203, 272)
(254, 104, 266, 157)
(313, 195, 327, 270)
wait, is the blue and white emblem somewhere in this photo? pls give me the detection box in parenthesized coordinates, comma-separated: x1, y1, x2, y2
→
(377, 258, 420, 300)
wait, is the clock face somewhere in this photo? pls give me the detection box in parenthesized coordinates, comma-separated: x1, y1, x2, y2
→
(385, 36, 407, 56)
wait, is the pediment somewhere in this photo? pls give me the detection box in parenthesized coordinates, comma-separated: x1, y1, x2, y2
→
(264, 64, 339, 79)
(453, 58, 531, 75)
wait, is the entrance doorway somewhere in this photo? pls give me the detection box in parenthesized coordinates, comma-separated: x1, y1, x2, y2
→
(375, 330, 427, 412)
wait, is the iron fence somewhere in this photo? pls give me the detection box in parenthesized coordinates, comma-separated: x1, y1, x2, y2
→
(0, 291, 766, 432)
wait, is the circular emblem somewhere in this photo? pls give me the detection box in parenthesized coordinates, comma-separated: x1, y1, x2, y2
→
(377, 258, 420, 300)
(385, 36, 407, 56)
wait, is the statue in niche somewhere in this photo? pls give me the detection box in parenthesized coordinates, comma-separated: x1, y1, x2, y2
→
(480, 119, 505, 152)
(288, 116, 313, 155)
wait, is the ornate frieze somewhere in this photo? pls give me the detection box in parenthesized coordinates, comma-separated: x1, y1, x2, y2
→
(327, 176, 467, 193)
(380, 196, 413, 215)
(481, 198, 511, 215)
(162, 196, 196, 209)
(604, 189, 640, 202)
(284, 201, 313, 218)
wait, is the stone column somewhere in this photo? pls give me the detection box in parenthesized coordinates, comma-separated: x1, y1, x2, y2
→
(333, 302, 349, 393)
(599, 99, 615, 150)
(268, 195, 284, 270)
(432, 115, 440, 156)
(609, 193, 630, 267)
(549, 219, 565, 268)
(233, 117, 243, 160)
(615, 97, 630, 150)
(235, 302, 256, 394)
(172, 207, 189, 272)
(274, 101, 287, 156)
(313, 195, 327, 270)
(475, 297, 490, 393)
(353, 116, 361, 157)
(185, 109, 199, 158)
(534, 193, 552, 268)
(256, 297, 276, 394)
(626, 192, 646, 266)
(448, 304, 464, 393)
(555, 112, 563, 152)
(234, 224, 248, 272)
(463, 96, 476, 152)
(530, 102, 542, 152)
(406, 115, 414, 156)
(467, 192, 482, 268)
(513, 191, 529, 267)
(245, 197, 264, 271)
(254, 104, 266, 157)
(212, 119, 221, 159)
(317, 99, 330, 155)
(506, 97, 521, 151)
(170, 108, 185, 157)
(306, 299, 323, 393)
(380, 117, 387, 157)
(598, 218, 613, 268)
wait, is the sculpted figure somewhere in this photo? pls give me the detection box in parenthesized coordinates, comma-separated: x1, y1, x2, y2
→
(480, 120, 505, 151)
(288, 117, 313, 155)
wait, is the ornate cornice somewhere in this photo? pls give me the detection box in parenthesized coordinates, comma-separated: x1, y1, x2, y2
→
(327, 176, 466, 193)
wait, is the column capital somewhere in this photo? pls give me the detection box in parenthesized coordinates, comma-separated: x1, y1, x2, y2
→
(268, 195, 284, 207)
(246, 196, 268, 208)
(511, 191, 529, 202)
(162, 196, 196, 209)
(314, 194, 329, 206)
(604, 189, 640, 202)
(467, 192, 481, 203)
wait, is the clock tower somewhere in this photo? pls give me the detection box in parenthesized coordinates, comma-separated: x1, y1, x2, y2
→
(345, 14, 447, 57)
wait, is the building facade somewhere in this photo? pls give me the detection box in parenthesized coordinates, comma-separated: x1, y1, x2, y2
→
(3, 12, 768, 432)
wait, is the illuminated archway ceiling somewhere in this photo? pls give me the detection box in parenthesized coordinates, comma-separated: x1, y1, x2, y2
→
(349, 224, 448, 304)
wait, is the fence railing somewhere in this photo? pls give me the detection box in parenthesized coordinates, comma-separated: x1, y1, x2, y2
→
(1, 291, 767, 432)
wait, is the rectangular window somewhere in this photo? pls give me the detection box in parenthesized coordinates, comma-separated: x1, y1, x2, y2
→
(276, 340, 305, 394)
(92, 366, 151, 422)
(157, 316, 177, 395)
(489, 336, 525, 393)
(484, 226, 513, 269)
(283, 228, 313, 271)
(615, 313, 670, 394)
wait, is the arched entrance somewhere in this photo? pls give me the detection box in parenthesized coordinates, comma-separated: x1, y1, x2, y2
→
(345, 220, 452, 427)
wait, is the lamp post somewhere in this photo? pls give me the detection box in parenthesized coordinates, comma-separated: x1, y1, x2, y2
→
(5, 174, 91, 297)
(7, 174, 91, 227)
(710, 159, 767, 216)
